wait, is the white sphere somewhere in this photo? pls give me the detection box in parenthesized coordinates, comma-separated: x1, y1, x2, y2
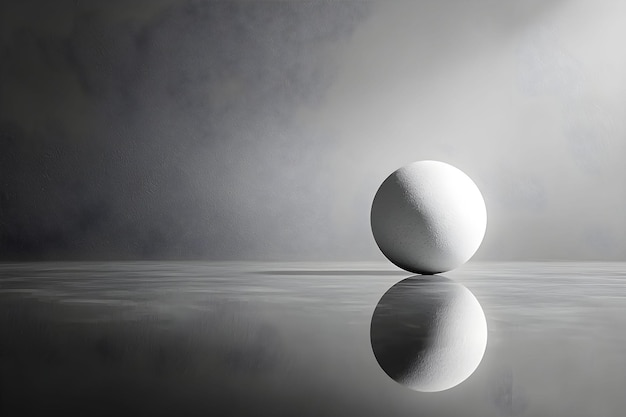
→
(370, 276, 488, 392)
(370, 160, 486, 274)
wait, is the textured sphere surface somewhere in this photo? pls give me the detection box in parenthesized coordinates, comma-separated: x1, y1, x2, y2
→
(371, 160, 486, 274)
(370, 276, 488, 392)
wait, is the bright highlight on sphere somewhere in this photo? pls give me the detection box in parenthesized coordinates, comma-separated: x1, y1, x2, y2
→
(370, 160, 486, 274)
(370, 276, 488, 392)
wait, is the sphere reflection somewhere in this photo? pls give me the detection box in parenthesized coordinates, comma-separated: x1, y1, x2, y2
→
(370, 275, 487, 392)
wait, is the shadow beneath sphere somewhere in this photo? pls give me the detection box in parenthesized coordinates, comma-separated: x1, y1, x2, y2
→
(255, 270, 407, 276)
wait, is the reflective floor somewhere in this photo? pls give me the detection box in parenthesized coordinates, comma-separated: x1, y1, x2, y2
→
(1, 262, 626, 416)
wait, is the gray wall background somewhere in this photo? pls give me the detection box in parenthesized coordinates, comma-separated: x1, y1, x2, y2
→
(1, 0, 625, 261)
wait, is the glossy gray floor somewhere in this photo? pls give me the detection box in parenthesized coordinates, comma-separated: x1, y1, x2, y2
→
(1, 262, 625, 416)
